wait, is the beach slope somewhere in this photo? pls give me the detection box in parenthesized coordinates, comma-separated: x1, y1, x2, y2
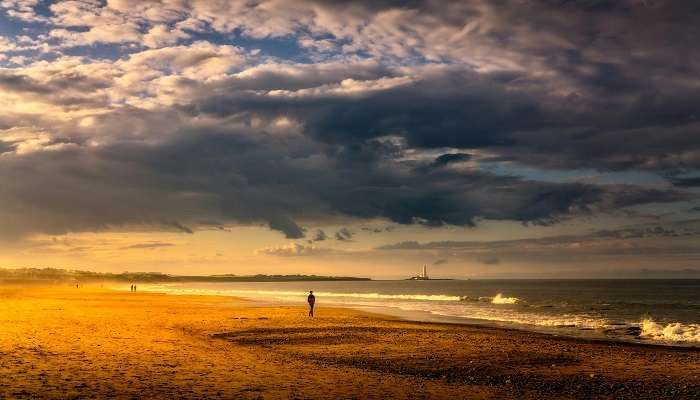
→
(0, 286, 698, 399)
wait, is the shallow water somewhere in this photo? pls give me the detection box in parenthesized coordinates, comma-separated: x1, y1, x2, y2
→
(135, 279, 700, 346)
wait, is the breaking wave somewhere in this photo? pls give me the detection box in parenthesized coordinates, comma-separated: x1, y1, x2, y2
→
(386, 302, 609, 330)
(141, 286, 464, 302)
(491, 293, 520, 304)
(144, 286, 524, 305)
(135, 284, 700, 345)
(640, 318, 700, 343)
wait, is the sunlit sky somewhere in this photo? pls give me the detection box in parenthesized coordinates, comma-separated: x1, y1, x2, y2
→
(1, 0, 699, 278)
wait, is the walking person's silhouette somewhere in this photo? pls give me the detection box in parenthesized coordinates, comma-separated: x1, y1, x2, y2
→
(307, 291, 315, 317)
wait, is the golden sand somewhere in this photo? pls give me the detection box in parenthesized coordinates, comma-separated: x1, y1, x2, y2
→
(0, 285, 698, 399)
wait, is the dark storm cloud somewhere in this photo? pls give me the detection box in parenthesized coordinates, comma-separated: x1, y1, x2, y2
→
(431, 153, 471, 168)
(267, 216, 306, 239)
(1, 0, 699, 241)
(190, 60, 700, 177)
(671, 177, 700, 187)
(194, 68, 558, 150)
(480, 1, 700, 174)
(0, 125, 692, 240)
(8, 1, 700, 175)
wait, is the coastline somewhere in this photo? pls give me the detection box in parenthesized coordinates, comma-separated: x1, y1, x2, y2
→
(133, 282, 700, 349)
(1, 284, 699, 399)
(345, 304, 700, 350)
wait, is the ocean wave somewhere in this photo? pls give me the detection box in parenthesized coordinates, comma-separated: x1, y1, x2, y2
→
(146, 285, 527, 306)
(309, 292, 463, 302)
(364, 301, 609, 330)
(454, 311, 607, 329)
(458, 294, 522, 304)
(640, 318, 700, 343)
(142, 286, 464, 302)
(133, 284, 700, 345)
(491, 293, 520, 304)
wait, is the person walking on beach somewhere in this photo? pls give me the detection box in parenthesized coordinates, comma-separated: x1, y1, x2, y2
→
(307, 291, 315, 317)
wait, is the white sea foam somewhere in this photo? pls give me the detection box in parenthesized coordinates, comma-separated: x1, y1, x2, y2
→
(491, 293, 520, 304)
(373, 301, 610, 329)
(135, 284, 700, 344)
(640, 318, 700, 343)
(139, 286, 463, 302)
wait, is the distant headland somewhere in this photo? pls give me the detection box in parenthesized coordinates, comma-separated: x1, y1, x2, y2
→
(0, 268, 371, 283)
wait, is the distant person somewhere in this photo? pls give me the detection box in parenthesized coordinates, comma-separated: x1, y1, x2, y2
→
(307, 291, 315, 317)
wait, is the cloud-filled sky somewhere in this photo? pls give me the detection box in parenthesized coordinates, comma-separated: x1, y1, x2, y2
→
(1, 0, 699, 278)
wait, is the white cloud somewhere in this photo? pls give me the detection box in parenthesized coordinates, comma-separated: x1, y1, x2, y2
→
(143, 24, 190, 49)
(255, 243, 332, 257)
(122, 41, 247, 77)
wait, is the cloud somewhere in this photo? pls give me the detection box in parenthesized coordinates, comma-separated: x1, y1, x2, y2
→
(120, 242, 176, 250)
(378, 241, 421, 250)
(379, 225, 700, 251)
(123, 41, 248, 78)
(477, 257, 499, 265)
(142, 24, 190, 49)
(0, 72, 51, 94)
(334, 228, 353, 241)
(312, 229, 327, 241)
(255, 242, 330, 257)
(432, 259, 448, 265)
(163, 221, 193, 234)
(671, 177, 700, 187)
(431, 153, 471, 168)
(0, 67, 694, 241)
(0, 0, 698, 244)
(377, 224, 700, 260)
(267, 216, 306, 239)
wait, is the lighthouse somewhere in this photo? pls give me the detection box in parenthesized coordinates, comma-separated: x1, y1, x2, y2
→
(407, 264, 431, 280)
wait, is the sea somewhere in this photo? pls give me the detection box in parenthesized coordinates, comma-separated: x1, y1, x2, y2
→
(135, 279, 700, 346)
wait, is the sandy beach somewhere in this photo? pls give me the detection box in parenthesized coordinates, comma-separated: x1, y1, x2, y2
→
(0, 285, 698, 399)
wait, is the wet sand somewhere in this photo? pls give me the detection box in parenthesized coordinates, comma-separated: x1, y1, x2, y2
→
(0, 285, 698, 399)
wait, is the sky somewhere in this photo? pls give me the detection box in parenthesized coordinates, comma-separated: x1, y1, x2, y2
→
(0, 0, 699, 278)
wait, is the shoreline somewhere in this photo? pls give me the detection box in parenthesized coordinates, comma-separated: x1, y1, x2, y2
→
(2, 285, 699, 399)
(347, 304, 700, 350)
(128, 282, 700, 349)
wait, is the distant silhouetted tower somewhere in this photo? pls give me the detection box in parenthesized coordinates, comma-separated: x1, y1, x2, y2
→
(422, 264, 428, 279)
